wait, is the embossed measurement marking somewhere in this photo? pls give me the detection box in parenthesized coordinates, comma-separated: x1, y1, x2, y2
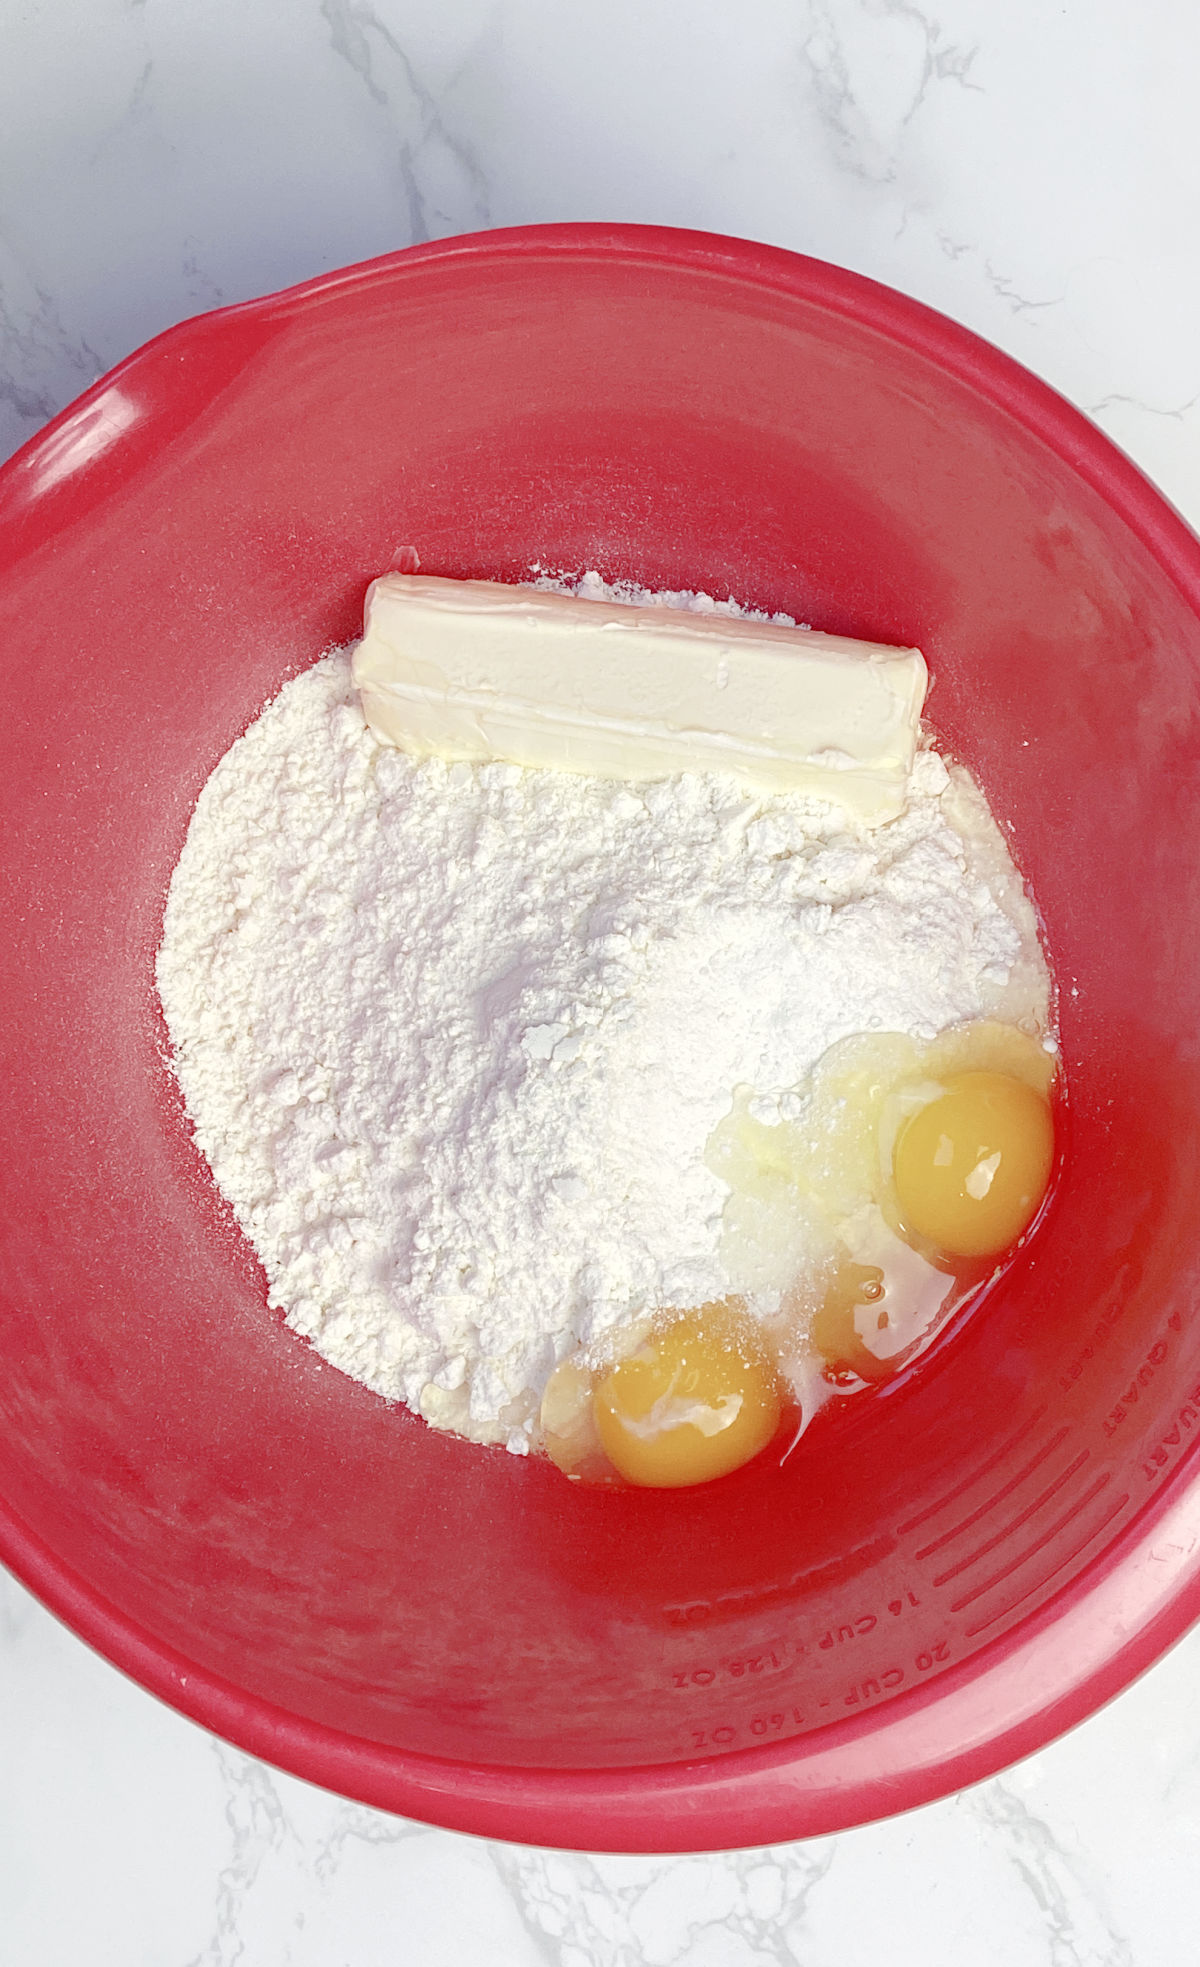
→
(669, 1642, 795, 1691)
(1104, 1313, 1185, 1436)
(963, 1490, 1132, 1638)
(896, 1405, 1049, 1539)
(1142, 1377, 1200, 1482)
(949, 1470, 1114, 1614)
(929, 1449, 1092, 1588)
(913, 1426, 1074, 1562)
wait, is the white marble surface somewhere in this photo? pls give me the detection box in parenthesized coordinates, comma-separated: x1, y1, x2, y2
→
(3, 0, 1200, 1959)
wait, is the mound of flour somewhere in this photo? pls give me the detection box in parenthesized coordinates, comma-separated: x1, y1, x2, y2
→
(157, 596, 1047, 1452)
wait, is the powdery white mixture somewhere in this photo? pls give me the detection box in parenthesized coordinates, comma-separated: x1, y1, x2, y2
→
(157, 583, 1048, 1453)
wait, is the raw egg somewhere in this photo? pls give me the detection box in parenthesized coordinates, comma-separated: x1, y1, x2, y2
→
(806, 1218, 956, 1383)
(892, 1068, 1054, 1259)
(593, 1304, 783, 1488)
(540, 1020, 1058, 1486)
(706, 1019, 1058, 1395)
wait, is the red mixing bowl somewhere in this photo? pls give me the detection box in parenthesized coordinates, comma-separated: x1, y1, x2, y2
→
(2, 225, 1200, 1853)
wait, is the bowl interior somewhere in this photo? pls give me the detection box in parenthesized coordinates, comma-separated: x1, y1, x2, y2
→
(3, 231, 1200, 1842)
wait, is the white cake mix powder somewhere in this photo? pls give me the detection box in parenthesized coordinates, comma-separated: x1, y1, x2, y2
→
(156, 583, 1048, 1452)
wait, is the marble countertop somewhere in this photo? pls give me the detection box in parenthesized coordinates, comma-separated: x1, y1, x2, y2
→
(3, 2, 1200, 1960)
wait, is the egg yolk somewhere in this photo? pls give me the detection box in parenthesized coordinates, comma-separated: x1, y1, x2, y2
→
(809, 1263, 894, 1383)
(592, 1306, 783, 1488)
(892, 1069, 1054, 1260)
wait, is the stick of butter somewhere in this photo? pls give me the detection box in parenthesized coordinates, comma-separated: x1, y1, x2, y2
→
(351, 575, 928, 823)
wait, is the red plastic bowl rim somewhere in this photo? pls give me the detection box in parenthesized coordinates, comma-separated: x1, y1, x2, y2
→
(2, 222, 1200, 1852)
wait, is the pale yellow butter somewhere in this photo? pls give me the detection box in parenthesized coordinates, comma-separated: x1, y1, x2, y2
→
(351, 575, 928, 823)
